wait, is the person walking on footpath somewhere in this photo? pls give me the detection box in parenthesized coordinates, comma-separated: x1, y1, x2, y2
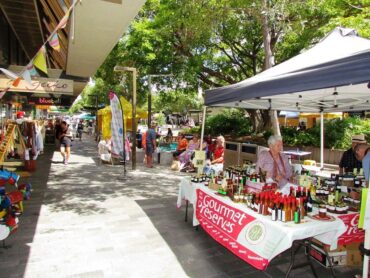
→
(77, 120, 84, 141)
(145, 122, 157, 168)
(58, 121, 73, 165)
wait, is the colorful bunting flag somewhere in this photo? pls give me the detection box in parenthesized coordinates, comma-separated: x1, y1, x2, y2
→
(56, 10, 70, 29)
(26, 63, 38, 76)
(12, 77, 21, 87)
(21, 70, 32, 86)
(0, 68, 18, 80)
(49, 33, 60, 52)
(33, 47, 48, 75)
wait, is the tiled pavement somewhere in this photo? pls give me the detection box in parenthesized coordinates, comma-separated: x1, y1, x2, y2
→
(0, 137, 362, 278)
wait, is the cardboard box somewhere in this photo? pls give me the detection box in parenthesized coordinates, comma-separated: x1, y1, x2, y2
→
(308, 243, 347, 267)
(309, 240, 363, 267)
(346, 242, 363, 266)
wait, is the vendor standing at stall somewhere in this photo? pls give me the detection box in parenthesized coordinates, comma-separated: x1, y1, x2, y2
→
(355, 143, 370, 181)
(256, 135, 292, 192)
(339, 134, 366, 174)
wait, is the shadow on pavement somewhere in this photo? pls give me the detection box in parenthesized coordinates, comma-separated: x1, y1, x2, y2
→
(0, 146, 54, 277)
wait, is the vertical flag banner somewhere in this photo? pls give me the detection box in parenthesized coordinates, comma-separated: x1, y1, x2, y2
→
(33, 47, 48, 75)
(109, 92, 124, 158)
(49, 33, 60, 51)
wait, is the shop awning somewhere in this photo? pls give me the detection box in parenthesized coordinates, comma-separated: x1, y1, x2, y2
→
(205, 28, 370, 113)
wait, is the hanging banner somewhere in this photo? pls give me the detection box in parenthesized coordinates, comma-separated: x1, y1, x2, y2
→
(109, 91, 124, 158)
(0, 77, 73, 94)
(196, 189, 270, 270)
(337, 213, 365, 245)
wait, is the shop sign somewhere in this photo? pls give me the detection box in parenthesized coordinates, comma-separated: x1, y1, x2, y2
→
(0, 78, 73, 94)
(337, 213, 364, 245)
(29, 97, 70, 106)
(196, 189, 269, 270)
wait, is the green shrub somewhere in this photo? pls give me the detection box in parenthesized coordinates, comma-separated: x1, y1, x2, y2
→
(281, 117, 370, 149)
(205, 109, 252, 137)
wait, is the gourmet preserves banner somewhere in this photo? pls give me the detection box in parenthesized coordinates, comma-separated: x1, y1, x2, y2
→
(337, 213, 364, 245)
(196, 189, 270, 270)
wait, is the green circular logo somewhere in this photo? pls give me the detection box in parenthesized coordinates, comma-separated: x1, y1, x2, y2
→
(246, 222, 265, 245)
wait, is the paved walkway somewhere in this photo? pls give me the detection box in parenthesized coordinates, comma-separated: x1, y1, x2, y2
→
(0, 136, 362, 278)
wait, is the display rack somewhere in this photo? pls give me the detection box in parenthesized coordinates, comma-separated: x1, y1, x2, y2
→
(0, 122, 26, 166)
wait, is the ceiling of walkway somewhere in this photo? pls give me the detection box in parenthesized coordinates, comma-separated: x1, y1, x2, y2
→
(0, 0, 145, 98)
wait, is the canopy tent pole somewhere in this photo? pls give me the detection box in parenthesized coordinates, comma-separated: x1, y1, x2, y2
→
(363, 228, 370, 278)
(200, 106, 206, 149)
(320, 112, 324, 169)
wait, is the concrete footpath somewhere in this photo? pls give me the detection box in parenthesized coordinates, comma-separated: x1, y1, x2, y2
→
(0, 136, 362, 278)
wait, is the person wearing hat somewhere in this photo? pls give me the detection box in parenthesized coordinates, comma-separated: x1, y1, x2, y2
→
(339, 134, 366, 174)
(144, 122, 157, 168)
(355, 143, 370, 181)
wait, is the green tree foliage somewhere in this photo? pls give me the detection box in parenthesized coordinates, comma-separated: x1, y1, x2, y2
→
(75, 0, 370, 132)
(205, 109, 252, 137)
(281, 117, 370, 149)
(153, 89, 202, 114)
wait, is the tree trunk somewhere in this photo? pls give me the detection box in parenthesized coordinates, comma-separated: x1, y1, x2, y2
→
(248, 109, 272, 134)
(261, 0, 281, 136)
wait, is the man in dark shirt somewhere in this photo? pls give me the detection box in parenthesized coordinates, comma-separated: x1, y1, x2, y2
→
(145, 123, 157, 168)
(339, 134, 366, 174)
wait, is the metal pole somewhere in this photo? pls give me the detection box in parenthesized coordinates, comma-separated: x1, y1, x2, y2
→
(320, 112, 324, 169)
(200, 106, 206, 150)
(148, 76, 152, 127)
(132, 69, 137, 170)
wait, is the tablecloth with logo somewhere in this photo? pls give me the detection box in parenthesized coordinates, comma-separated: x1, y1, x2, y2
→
(177, 178, 360, 270)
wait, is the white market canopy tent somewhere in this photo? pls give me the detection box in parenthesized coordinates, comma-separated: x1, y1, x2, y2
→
(205, 28, 370, 113)
(204, 27, 370, 278)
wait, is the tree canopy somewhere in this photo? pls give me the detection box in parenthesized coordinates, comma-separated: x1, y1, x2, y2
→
(71, 0, 370, 131)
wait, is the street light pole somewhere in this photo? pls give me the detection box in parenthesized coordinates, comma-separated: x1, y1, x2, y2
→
(114, 66, 137, 170)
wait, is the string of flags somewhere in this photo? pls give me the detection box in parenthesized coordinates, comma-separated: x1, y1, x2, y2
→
(0, 0, 80, 99)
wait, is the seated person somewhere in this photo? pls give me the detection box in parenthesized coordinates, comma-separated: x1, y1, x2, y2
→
(339, 134, 366, 174)
(179, 133, 200, 170)
(98, 137, 112, 163)
(173, 132, 188, 159)
(204, 135, 225, 175)
(256, 135, 292, 193)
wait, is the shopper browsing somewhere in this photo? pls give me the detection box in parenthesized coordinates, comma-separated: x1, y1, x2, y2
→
(58, 121, 73, 165)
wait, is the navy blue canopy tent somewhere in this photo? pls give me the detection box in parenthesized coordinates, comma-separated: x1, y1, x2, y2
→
(205, 28, 370, 113)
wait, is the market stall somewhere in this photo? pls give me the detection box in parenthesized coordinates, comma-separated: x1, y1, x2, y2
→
(177, 167, 365, 274)
(97, 96, 147, 139)
(202, 27, 370, 275)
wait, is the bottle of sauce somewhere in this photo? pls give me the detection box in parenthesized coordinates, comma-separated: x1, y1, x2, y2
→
(282, 199, 288, 222)
(286, 198, 292, 222)
(291, 197, 296, 221)
(300, 197, 305, 219)
(271, 199, 278, 221)
(306, 190, 313, 213)
(277, 197, 283, 221)
(294, 199, 301, 224)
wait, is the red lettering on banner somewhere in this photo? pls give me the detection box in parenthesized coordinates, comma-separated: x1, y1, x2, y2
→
(196, 189, 269, 270)
(337, 213, 364, 245)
